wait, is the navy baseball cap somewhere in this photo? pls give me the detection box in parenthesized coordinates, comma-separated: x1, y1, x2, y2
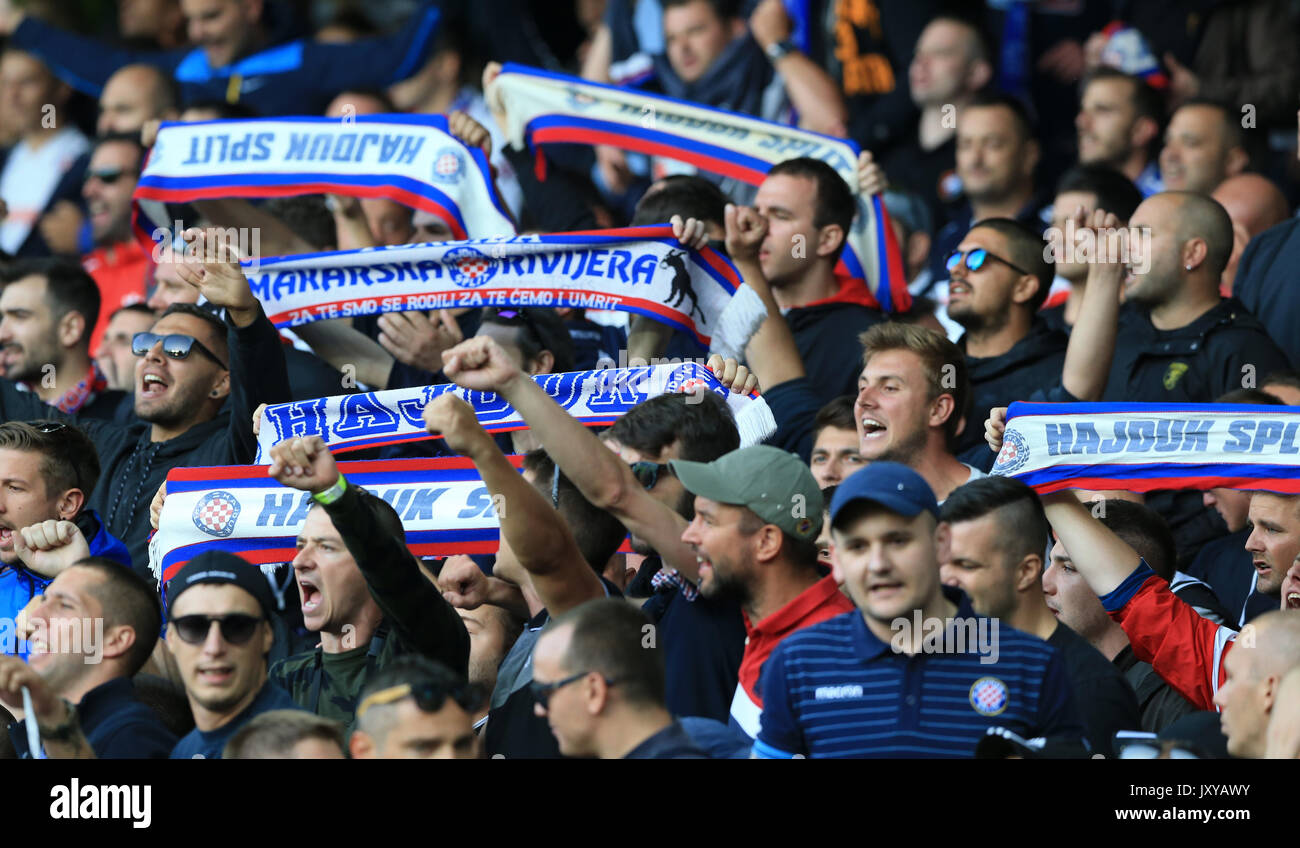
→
(829, 463, 940, 529)
(165, 551, 277, 621)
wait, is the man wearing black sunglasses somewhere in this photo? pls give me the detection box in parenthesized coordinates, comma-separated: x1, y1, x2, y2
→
(81, 135, 150, 350)
(0, 230, 292, 574)
(531, 598, 706, 759)
(165, 551, 304, 759)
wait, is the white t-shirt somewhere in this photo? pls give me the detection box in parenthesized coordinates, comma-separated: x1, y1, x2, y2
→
(0, 127, 90, 254)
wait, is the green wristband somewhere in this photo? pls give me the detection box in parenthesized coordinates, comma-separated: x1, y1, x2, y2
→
(313, 473, 348, 505)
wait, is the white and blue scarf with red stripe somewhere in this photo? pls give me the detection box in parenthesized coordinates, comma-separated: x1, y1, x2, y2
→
(132, 114, 515, 247)
(486, 62, 910, 312)
(255, 361, 776, 461)
(242, 224, 739, 345)
(149, 456, 511, 584)
(993, 402, 1300, 494)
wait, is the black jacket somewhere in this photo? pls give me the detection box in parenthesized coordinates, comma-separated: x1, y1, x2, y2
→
(787, 299, 884, 407)
(0, 307, 291, 577)
(269, 482, 470, 723)
(957, 318, 1068, 469)
(1232, 216, 1300, 368)
(1102, 298, 1290, 403)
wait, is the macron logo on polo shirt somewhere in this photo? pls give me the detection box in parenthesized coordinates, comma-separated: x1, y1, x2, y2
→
(814, 685, 863, 700)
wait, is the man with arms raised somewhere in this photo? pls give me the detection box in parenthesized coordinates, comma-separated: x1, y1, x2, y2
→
(263, 434, 470, 725)
(0, 230, 291, 572)
(1042, 490, 1300, 758)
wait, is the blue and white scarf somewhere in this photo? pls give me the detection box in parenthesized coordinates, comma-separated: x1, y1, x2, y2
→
(149, 457, 512, 584)
(242, 225, 739, 345)
(486, 63, 910, 312)
(132, 114, 515, 248)
(993, 402, 1300, 494)
(255, 361, 776, 461)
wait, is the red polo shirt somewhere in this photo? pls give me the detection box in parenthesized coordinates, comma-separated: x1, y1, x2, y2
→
(729, 573, 855, 739)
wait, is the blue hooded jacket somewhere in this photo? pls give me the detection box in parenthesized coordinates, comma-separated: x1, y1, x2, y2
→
(0, 510, 130, 659)
(7, 3, 442, 116)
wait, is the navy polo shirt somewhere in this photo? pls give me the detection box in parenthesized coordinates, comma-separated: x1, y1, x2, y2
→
(754, 589, 1085, 758)
(623, 720, 708, 759)
(171, 679, 302, 759)
(10, 677, 176, 759)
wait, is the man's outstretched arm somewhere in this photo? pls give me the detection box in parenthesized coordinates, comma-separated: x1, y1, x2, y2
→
(423, 392, 604, 618)
(441, 334, 733, 584)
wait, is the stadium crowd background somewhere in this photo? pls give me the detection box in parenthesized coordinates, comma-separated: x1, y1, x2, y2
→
(0, 0, 1298, 760)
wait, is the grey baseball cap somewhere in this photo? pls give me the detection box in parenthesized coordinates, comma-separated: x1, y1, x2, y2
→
(670, 445, 823, 542)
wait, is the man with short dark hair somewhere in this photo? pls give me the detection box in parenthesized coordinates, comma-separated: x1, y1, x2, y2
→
(0, 421, 129, 635)
(1040, 165, 1143, 332)
(263, 434, 470, 726)
(165, 551, 304, 759)
(1041, 492, 1300, 758)
(674, 444, 853, 739)
(350, 655, 479, 759)
(0, 258, 124, 419)
(1075, 68, 1164, 197)
(222, 709, 345, 759)
(939, 477, 1142, 755)
(1043, 503, 1199, 733)
(755, 463, 1085, 758)
(925, 93, 1045, 337)
(0, 556, 175, 758)
(79, 135, 150, 352)
(94, 304, 156, 393)
(532, 597, 706, 758)
(809, 395, 862, 489)
(1192, 390, 1290, 627)
(0, 235, 291, 572)
(1159, 99, 1248, 195)
(753, 157, 884, 404)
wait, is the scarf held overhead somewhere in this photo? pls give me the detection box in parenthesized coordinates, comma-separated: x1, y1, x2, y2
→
(132, 114, 515, 247)
(486, 62, 909, 312)
(256, 361, 776, 460)
(243, 225, 739, 345)
(992, 402, 1300, 494)
(149, 457, 514, 584)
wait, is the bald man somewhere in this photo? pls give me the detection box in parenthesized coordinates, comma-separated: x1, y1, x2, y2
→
(1215, 612, 1300, 758)
(1159, 100, 1249, 195)
(97, 64, 178, 135)
(1211, 174, 1290, 292)
(1264, 665, 1300, 758)
(1103, 191, 1288, 404)
(1102, 191, 1290, 561)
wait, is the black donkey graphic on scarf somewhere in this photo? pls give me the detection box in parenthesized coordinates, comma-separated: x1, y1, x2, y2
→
(660, 249, 705, 323)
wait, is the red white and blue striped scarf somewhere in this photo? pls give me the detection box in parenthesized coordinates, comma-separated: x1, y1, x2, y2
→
(993, 402, 1300, 494)
(487, 62, 909, 312)
(132, 114, 515, 250)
